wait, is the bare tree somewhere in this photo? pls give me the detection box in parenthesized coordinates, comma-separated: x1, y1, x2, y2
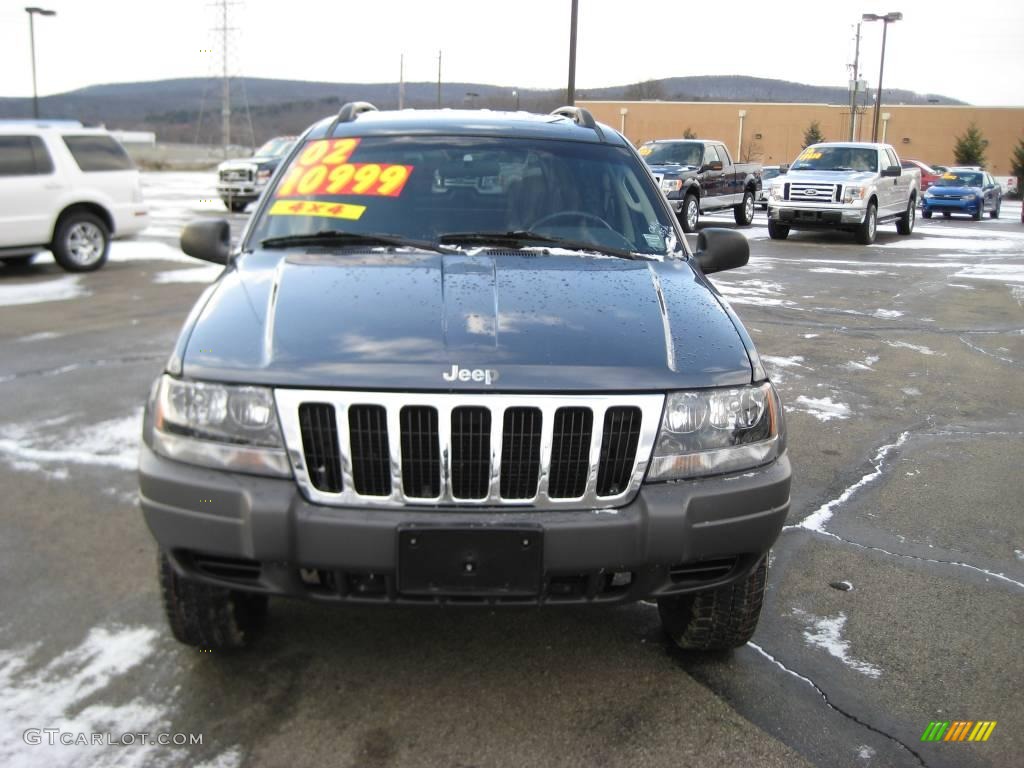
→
(624, 79, 666, 101)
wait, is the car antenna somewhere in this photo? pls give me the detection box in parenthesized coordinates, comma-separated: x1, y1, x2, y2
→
(325, 101, 378, 138)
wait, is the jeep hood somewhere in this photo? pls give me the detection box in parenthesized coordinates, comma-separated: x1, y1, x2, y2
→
(179, 250, 755, 391)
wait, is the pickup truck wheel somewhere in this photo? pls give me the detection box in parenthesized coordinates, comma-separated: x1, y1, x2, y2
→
(680, 193, 700, 233)
(159, 551, 267, 650)
(733, 190, 755, 226)
(227, 200, 248, 213)
(658, 558, 767, 651)
(767, 220, 789, 240)
(52, 213, 109, 272)
(855, 202, 877, 245)
(896, 197, 916, 235)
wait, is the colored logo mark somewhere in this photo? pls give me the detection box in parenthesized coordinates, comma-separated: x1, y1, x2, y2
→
(920, 721, 996, 742)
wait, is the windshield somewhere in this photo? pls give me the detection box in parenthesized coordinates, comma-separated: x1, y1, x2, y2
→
(791, 146, 878, 172)
(246, 135, 681, 257)
(254, 137, 295, 158)
(762, 168, 781, 180)
(934, 171, 982, 187)
(638, 142, 702, 167)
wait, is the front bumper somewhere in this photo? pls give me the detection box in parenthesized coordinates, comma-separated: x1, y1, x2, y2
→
(139, 444, 791, 605)
(922, 197, 982, 215)
(769, 203, 866, 227)
(216, 183, 263, 202)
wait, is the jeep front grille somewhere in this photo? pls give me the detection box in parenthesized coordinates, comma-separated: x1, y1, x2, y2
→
(276, 391, 664, 509)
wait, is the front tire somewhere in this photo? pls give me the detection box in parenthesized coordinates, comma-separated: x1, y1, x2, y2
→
(896, 196, 916, 235)
(973, 201, 984, 220)
(733, 189, 755, 226)
(658, 558, 768, 651)
(680, 193, 700, 233)
(767, 219, 790, 240)
(52, 212, 109, 272)
(922, 209, 932, 219)
(159, 551, 267, 650)
(989, 202, 1000, 219)
(855, 201, 878, 245)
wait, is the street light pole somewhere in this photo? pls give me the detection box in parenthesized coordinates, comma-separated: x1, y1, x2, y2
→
(567, 0, 578, 105)
(25, 7, 57, 119)
(862, 11, 902, 143)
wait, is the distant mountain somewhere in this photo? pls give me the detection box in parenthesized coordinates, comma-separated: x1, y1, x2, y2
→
(0, 75, 964, 145)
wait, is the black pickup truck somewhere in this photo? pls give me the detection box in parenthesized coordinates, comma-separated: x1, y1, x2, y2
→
(640, 140, 762, 232)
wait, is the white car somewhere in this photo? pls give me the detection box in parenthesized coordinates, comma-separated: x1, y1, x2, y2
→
(0, 121, 149, 272)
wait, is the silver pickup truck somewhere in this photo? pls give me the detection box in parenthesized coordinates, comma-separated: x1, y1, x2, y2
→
(767, 142, 920, 245)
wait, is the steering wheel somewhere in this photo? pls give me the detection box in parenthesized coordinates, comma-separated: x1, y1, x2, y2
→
(530, 210, 615, 232)
(528, 210, 635, 250)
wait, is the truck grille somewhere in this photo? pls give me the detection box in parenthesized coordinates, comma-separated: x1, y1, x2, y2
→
(220, 167, 253, 183)
(787, 182, 840, 202)
(276, 391, 664, 509)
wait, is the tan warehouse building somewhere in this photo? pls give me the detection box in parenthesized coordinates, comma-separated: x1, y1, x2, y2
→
(579, 101, 1024, 177)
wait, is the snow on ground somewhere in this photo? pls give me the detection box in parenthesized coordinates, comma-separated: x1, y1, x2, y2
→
(108, 240, 195, 265)
(154, 265, 224, 284)
(794, 610, 882, 678)
(713, 279, 795, 308)
(808, 267, 892, 277)
(883, 340, 943, 356)
(0, 276, 89, 307)
(0, 409, 143, 475)
(791, 396, 851, 421)
(844, 355, 879, 372)
(0, 624, 243, 768)
(951, 264, 1024, 283)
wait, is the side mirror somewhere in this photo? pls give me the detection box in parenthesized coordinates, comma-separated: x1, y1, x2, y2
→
(694, 228, 749, 275)
(703, 160, 724, 172)
(181, 219, 231, 264)
(779, 164, 789, 174)
(881, 166, 901, 178)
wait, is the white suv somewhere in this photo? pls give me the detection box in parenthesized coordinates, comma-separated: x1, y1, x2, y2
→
(0, 122, 149, 271)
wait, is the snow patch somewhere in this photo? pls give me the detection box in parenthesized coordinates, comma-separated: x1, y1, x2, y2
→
(107, 240, 196, 265)
(154, 265, 224, 284)
(844, 355, 880, 372)
(0, 276, 89, 307)
(16, 331, 62, 343)
(808, 267, 890, 276)
(792, 396, 851, 422)
(884, 340, 942, 356)
(802, 333, 819, 339)
(793, 432, 909, 532)
(796, 610, 882, 678)
(762, 355, 805, 368)
(871, 309, 902, 319)
(0, 409, 143, 474)
(857, 745, 876, 760)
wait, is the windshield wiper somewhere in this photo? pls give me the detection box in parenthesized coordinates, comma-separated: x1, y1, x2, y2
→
(260, 230, 450, 254)
(831, 166, 855, 171)
(437, 230, 651, 261)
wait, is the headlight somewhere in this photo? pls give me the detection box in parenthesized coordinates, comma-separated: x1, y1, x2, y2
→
(843, 185, 867, 204)
(923, 188, 934, 197)
(769, 185, 785, 201)
(646, 382, 784, 482)
(151, 375, 290, 476)
(257, 169, 272, 185)
(660, 178, 683, 194)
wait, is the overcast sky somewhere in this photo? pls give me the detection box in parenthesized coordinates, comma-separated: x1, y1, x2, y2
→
(2, 0, 1022, 106)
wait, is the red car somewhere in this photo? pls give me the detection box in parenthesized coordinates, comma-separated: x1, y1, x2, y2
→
(901, 159, 940, 193)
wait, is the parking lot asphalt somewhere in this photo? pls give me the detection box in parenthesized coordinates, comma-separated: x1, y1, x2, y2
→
(1, 172, 1021, 768)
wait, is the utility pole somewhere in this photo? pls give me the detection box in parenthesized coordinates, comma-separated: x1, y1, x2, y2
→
(398, 53, 405, 109)
(213, 0, 237, 159)
(848, 23, 861, 141)
(437, 50, 442, 108)
(25, 7, 57, 119)
(862, 12, 903, 143)
(567, 0, 579, 105)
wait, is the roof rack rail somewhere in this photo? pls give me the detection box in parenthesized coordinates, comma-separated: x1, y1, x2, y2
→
(549, 106, 605, 142)
(325, 101, 378, 137)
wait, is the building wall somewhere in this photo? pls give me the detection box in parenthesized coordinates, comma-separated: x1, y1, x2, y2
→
(579, 101, 1024, 175)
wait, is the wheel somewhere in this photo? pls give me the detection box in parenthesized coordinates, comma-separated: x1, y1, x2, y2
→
(973, 200, 984, 220)
(767, 219, 790, 240)
(2, 254, 37, 267)
(159, 551, 267, 650)
(51, 212, 109, 272)
(680, 193, 699, 233)
(658, 558, 768, 651)
(896, 197, 916, 235)
(922, 209, 932, 219)
(733, 189, 755, 226)
(227, 200, 248, 213)
(989, 202, 999, 219)
(942, 212, 951, 218)
(855, 201, 877, 245)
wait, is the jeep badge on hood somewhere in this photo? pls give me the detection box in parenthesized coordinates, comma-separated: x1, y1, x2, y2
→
(443, 364, 498, 385)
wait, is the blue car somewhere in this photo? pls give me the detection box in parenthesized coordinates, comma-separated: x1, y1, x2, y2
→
(922, 167, 1002, 220)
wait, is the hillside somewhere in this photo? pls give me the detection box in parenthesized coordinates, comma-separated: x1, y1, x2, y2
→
(0, 75, 964, 145)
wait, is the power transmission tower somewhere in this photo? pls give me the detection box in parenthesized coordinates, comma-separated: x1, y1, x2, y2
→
(211, 0, 240, 158)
